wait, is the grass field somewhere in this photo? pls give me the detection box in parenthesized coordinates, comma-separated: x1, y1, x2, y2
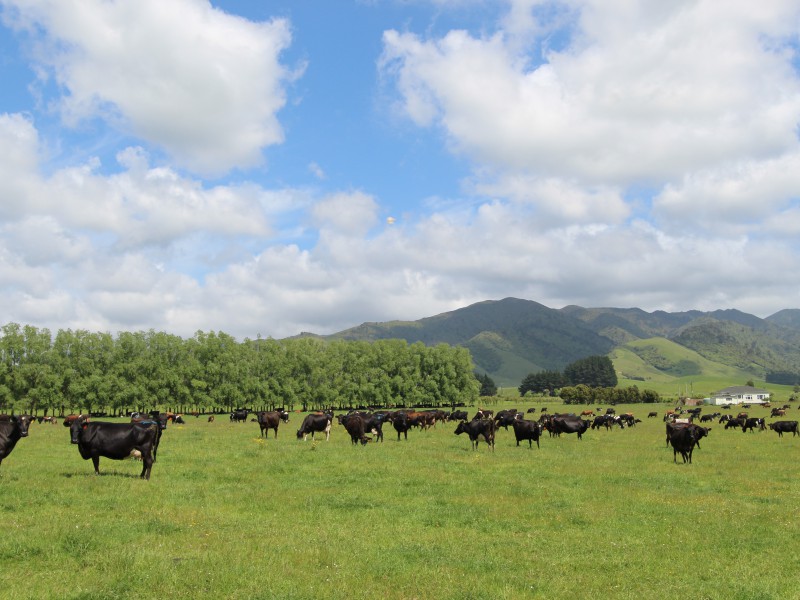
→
(2, 403, 799, 600)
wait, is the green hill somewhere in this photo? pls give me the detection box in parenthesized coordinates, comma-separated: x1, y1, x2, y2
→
(296, 297, 800, 390)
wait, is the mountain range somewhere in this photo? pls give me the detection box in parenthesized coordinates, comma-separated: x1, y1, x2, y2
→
(299, 298, 800, 387)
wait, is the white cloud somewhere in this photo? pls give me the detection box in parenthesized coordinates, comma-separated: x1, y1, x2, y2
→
(380, 0, 800, 184)
(2, 0, 295, 175)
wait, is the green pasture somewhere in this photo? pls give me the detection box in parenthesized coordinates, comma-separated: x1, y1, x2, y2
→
(2, 404, 799, 600)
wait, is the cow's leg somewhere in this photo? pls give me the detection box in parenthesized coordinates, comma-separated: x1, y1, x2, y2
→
(141, 451, 153, 480)
(92, 456, 101, 475)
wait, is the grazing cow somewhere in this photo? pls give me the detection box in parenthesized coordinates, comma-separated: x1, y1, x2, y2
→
(341, 414, 370, 445)
(526, 407, 537, 414)
(620, 413, 636, 427)
(511, 419, 543, 449)
(296, 414, 332, 441)
(605, 408, 615, 415)
(256, 410, 289, 439)
(648, 412, 658, 418)
(70, 417, 158, 479)
(718, 414, 731, 424)
(742, 417, 765, 433)
(550, 416, 591, 440)
(580, 410, 594, 417)
(338, 412, 385, 443)
(230, 409, 249, 423)
(0, 415, 34, 470)
(771, 408, 786, 418)
(454, 419, 496, 450)
(448, 410, 469, 422)
(668, 425, 698, 464)
(725, 418, 745, 430)
(207, 415, 215, 423)
(768, 421, 799, 437)
(700, 414, 715, 423)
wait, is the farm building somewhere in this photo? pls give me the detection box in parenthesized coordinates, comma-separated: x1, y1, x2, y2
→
(706, 385, 771, 406)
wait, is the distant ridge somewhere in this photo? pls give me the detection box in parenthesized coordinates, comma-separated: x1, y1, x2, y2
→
(294, 298, 800, 386)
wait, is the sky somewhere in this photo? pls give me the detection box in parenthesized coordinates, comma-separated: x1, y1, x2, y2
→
(1, 0, 799, 340)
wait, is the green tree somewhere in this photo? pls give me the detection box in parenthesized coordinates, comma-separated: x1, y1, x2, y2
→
(476, 372, 497, 396)
(564, 355, 617, 388)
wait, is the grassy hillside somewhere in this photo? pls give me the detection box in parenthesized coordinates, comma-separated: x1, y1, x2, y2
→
(610, 337, 770, 398)
(297, 298, 800, 391)
(327, 298, 614, 386)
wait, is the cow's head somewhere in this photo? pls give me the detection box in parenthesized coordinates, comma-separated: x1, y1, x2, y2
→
(13, 415, 34, 437)
(279, 411, 289, 423)
(454, 422, 466, 435)
(70, 416, 89, 444)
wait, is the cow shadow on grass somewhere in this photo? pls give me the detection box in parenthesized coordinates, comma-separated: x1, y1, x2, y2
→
(62, 470, 141, 479)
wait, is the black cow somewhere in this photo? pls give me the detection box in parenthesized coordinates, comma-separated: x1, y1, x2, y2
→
(511, 418, 542, 449)
(338, 412, 385, 443)
(296, 413, 332, 441)
(448, 410, 469, 422)
(341, 414, 370, 445)
(768, 421, 798, 437)
(725, 418, 745, 430)
(256, 410, 289, 438)
(131, 412, 168, 461)
(388, 412, 412, 441)
(0, 415, 34, 470)
(454, 419, 496, 450)
(742, 417, 765, 433)
(667, 425, 702, 463)
(551, 416, 591, 440)
(495, 410, 522, 431)
(70, 417, 159, 479)
(230, 409, 249, 423)
(666, 422, 710, 450)
(471, 409, 494, 421)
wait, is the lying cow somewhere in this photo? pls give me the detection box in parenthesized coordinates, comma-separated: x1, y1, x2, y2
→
(70, 417, 159, 480)
(0, 415, 34, 470)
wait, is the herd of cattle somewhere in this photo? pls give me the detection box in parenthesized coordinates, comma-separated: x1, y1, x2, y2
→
(1, 403, 796, 478)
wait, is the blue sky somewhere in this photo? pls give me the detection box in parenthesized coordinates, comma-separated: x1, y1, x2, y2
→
(1, 0, 799, 339)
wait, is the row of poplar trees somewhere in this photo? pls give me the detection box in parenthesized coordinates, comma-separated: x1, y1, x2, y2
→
(0, 323, 480, 416)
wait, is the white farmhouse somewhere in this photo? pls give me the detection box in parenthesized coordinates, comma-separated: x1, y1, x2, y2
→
(707, 385, 771, 406)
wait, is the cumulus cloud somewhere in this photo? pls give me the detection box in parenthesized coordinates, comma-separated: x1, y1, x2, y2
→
(380, 0, 800, 184)
(1, 1, 800, 342)
(2, 0, 295, 175)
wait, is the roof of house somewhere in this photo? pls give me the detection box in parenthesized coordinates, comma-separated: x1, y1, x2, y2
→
(712, 385, 770, 396)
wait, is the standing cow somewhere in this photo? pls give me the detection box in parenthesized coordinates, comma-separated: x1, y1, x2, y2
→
(70, 417, 159, 480)
(0, 415, 34, 470)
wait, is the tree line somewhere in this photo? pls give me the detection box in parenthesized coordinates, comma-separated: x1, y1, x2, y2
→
(0, 323, 480, 416)
(518, 355, 661, 404)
